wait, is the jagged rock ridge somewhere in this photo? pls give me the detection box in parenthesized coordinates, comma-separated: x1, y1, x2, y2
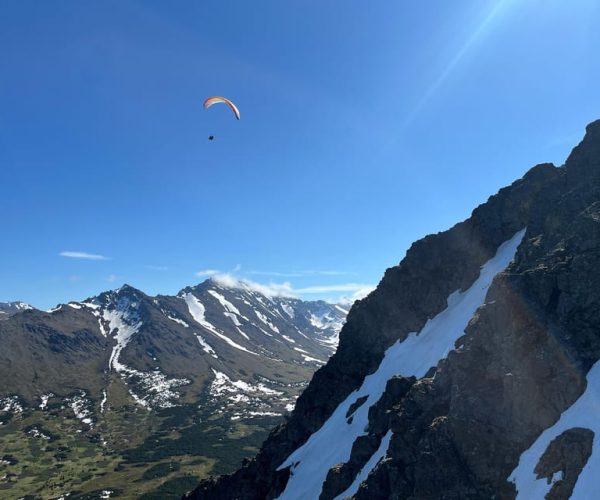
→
(186, 120, 600, 500)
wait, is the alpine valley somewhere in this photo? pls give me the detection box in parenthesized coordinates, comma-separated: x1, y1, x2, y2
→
(186, 122, 600, 500)
(0, 278, 347, 499)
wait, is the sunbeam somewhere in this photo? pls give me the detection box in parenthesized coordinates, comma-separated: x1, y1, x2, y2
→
(403, 0, 517, 128)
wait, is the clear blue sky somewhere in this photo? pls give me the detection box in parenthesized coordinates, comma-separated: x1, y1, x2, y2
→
(2, 0, 600, 309)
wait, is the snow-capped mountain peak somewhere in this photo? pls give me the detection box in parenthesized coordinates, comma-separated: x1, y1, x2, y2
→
(1, 279, 347, 416)
(0, 301, 33, 320)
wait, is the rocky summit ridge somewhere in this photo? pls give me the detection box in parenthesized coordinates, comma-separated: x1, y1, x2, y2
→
(186, 120, 600, 500)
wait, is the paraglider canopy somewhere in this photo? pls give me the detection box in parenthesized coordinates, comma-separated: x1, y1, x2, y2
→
(203, 96, 240, 120)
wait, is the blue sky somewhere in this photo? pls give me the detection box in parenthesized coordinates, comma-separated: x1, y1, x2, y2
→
(2, 0, 600, 309)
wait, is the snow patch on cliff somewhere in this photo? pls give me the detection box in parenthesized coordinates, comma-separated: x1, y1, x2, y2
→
(276, 229, 526, 500)
(510, 359, 600, 499)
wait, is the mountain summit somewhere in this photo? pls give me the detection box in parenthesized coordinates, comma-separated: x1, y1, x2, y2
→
(0, 301, 32, 320)
(186, 122, 600, 500)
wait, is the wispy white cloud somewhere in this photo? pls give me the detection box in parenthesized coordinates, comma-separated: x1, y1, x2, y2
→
(106, 274, 118, 283)
(211, 273, 294, 297)
(68, 275, 82, 283)
(336, 286, 376, 306)
(315, 270, 355, 276)
(60, 251, 109, 261)
(145, 265, 168, 271)
(247, 271, 306, 278)
(196, 269, 221, 278)
(208, 272, 375, 304)
(247, 270, 301, 278)
(294, 283, 374, 294)
(247, 270, 354, 278)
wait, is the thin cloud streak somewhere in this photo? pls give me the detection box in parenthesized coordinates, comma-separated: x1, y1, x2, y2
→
(59, 251, 109, 261)
(145, 265, 168, 271)
(247, 270, 354, 278)
(337, 287, 375, 306)
(196, 269, 221, 277)
(209, 273, 375, 303)
(294, 283, 374, 294)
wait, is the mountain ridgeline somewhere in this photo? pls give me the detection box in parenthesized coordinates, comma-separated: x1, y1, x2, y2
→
(0, 301, 32, 320)
(186, 121, 600, 500)
(0, 279, 346, 498)
(1, 279, 345, 411)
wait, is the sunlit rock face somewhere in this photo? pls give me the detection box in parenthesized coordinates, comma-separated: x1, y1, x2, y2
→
(186, 121, 600, 500)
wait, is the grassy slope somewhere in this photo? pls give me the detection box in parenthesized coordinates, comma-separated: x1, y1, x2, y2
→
(0, 396, 280, 499)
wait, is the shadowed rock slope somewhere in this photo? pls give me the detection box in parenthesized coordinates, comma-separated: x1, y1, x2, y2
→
(186, 120, 600, 500)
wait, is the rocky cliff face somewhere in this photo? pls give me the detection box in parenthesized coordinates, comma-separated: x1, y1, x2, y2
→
(186, 120, 600, 500)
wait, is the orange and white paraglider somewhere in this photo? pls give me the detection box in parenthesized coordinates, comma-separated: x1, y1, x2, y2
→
(203, 96, 240, 120)
(204, 96, 239, 140)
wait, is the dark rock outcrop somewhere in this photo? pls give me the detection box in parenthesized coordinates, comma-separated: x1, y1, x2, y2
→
(185, 120, 600, 500)
(321, 376, 415, 499)
(534, 427, 593, 500)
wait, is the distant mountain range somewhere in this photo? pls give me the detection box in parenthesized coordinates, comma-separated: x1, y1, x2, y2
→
(0, 278, 346, 498)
